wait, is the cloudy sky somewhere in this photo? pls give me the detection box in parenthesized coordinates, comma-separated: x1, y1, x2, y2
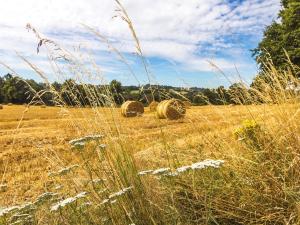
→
(0, 0, 281, 87)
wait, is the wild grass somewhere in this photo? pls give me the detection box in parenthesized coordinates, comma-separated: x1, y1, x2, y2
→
(0, 1, 300, 224)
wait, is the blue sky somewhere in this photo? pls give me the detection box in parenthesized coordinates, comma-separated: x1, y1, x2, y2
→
(0, 0, 281, 88)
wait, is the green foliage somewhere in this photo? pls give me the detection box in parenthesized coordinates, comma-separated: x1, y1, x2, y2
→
(110, 79, 123, 105)
(253, 0, 300, 73)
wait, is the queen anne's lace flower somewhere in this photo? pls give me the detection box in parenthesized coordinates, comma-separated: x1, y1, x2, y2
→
(69, 134, 104, 146)
(108, 186, 133, 199)
(0, 206, 19, 217)
(139, 159, 225, 178)
(50, 192, 88, 212)
(138, 170, 153, 176)
(152, 168, 170, 175)
(48, 165, 79, 177)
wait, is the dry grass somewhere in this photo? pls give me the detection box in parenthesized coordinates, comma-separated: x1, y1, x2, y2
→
(0, 103, 298, 208)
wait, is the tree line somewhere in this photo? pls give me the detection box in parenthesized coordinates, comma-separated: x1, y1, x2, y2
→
(0, 73, 257, 106)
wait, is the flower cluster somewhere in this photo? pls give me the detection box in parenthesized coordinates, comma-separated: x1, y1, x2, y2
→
(48, 165, 79, 177)
(50, 192, 88, 212)
(138, 159, 225, 177)
(1, 192, 58, 224)
(100, 186, 133, 205)
(69, 134, 105, 150)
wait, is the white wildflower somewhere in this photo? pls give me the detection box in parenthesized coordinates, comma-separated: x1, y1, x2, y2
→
(99, 144, 107, 149)
(50, 192, 88, 212)
(139, 159, 224, 178)
(72, 142, 85, 150)
(48, 165, 79, 177)
(35, 192, 58, 205)
(18, 202, 36, 212)
(191, 159, 224, 170)
(92, 178, 105, 184)
(55, 185, 63, 190)
(100, 199, 109, 205)
(69, 134, 104, 146)
(75, 192, 87, 198)
(163, 171, 179, 177)
(138, 170, 153, 176)
(108, 186, 133, 199)
(110, 199, 117, 204)
(0, 206, 19, 217)
(98, 188, 108, 194)
(152, 168, 170, 175)
(176, 165, 191, 173)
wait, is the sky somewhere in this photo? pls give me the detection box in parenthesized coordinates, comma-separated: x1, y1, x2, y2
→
(0, 0, 281, 88)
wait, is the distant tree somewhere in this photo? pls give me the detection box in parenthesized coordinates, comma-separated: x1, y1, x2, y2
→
(193, 93, 209, 105)
(201, 88, 219, 105)
(253, 0, 300, 73)
(1, 74, 30, 104)
(216, 86, 230, 104)
(110, 79, 123, 105)
(228, 83, 252, 105)
(110, 80, 122, 94)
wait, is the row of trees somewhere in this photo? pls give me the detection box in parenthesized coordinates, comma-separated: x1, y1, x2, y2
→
(0, 73, 256, 106)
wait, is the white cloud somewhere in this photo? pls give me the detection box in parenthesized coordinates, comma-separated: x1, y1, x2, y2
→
(0, 0, 281, 84)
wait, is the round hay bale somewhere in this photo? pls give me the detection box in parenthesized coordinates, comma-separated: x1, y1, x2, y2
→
(121, 101, 144, 117)
(156, 99, 186, 120)
(41, 105, 46, 108)
(7, 103, 13, 106)
(149, 101, 159, 112)
(0, 104, 3, 109)
(183, 100, 192, 109)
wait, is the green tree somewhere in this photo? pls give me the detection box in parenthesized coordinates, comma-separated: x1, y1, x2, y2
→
(193, 93, 209, 105)
(253, 0, 300, 73)
(1, 74, 29, 103)
(110, 79, 123, 105)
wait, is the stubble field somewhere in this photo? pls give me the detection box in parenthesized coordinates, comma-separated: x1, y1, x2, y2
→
(1, 103, 297, 207)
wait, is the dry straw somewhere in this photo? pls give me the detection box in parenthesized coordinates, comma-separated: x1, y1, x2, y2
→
(156, 99, 186, 120)
(7, 103, 13, 106)
(40, 105, 46, 108)
(183, 100, 192, 109)
(149, 101, 159, 112)
(121, 101, 144, 117)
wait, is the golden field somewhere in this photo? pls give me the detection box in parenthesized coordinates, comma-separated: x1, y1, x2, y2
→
(0, 103, 299, 209)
